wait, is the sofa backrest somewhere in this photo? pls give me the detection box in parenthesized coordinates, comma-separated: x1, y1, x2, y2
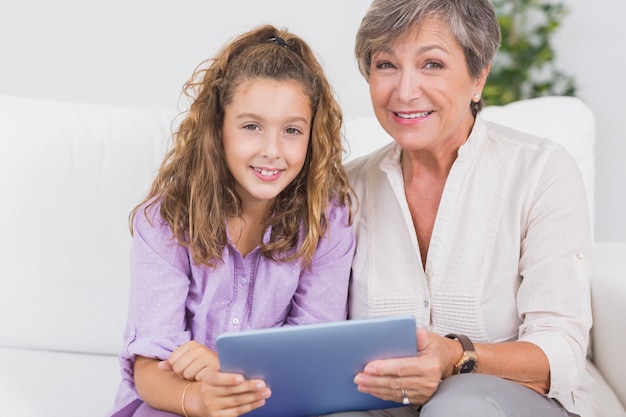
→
(0, 94, 595, 356)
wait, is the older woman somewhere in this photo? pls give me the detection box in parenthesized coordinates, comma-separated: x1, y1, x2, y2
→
(333, 0, 599, 416)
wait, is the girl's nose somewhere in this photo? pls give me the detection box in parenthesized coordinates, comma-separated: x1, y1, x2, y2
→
(261, 131, 280, 158)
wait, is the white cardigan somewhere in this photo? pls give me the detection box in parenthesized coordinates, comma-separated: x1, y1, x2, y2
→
(345, 115, 598, 417)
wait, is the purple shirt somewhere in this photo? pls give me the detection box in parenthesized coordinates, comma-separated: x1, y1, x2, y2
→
(109, 201, 355, 416)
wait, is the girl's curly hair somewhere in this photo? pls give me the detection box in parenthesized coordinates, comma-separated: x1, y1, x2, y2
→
(130, 25, 353, 269)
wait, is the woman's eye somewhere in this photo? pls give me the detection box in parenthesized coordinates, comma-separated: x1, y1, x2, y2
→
(424, 61, 443, 70)
(375, 61, 395, 70)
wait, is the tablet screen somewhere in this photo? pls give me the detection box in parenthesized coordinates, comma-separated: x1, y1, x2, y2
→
(217, 316, 417, 417)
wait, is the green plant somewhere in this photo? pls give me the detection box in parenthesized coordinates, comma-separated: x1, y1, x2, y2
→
(483, 0, 577, 106)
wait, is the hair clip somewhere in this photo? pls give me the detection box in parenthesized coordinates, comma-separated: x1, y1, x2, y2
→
(269, 36, 288, 47)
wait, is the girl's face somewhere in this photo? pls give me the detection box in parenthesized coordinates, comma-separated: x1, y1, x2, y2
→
(368, 17, 488, 156)
(222, 78, 311, 211)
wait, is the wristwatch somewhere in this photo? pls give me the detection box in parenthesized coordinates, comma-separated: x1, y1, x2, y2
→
(445, 333, 478, 374)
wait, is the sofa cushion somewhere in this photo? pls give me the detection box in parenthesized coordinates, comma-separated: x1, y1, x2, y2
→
(591, 241, 626, 409)
(0, 346, 119, 417)
(0, 94, 176, 355)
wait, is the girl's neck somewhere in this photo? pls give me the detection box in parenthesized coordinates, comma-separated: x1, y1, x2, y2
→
(228, 201, 270, 258)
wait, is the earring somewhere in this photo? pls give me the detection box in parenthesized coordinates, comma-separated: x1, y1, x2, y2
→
(473, 93, 480, 101)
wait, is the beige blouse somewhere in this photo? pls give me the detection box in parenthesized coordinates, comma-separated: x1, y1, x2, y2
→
(346, 115, 599, 417)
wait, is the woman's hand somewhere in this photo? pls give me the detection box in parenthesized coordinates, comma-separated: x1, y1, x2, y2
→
(353, 328, 459, 406)
(197, 368, 271, 417)
(353, 327, 551, 408)
(158, 340, 220, 381)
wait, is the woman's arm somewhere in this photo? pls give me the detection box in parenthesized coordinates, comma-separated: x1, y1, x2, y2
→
(473, 339, 549, 394)
(353, 328, 550, 406)
(515, 147, 592, 398)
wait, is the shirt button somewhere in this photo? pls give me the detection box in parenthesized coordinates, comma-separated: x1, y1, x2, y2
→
(576, 252, 584, 260)
(232, 317, 240, 325)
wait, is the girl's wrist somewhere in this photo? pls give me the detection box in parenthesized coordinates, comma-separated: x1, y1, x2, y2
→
(181, 381, 192, 417)
(184, 381, 203, 417)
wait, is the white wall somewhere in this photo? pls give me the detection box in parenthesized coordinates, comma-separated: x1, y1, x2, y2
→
(553, 0, 626, 241)
(0, 0, 372, 116)
(1, 0, 624, 241)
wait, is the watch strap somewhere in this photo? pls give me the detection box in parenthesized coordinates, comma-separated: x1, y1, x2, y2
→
(445, 333, 477, 374)
(445, 333, 475, 352)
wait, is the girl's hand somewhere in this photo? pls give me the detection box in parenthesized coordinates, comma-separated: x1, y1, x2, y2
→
(157, 340, 220, 381)
(198, 368, 271, 417)
(353, 328, 454, 406)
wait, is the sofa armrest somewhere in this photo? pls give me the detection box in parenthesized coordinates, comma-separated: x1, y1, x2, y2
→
(591, 241, 626, 409)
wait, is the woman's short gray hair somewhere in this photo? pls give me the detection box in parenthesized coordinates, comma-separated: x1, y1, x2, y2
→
(355, 0, 501, 114)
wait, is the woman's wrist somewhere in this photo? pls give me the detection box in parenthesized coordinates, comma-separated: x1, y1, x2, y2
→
(441, 334, 464, 379)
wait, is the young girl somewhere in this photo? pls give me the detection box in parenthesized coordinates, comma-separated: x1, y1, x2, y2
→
(109, 25, 355, 417)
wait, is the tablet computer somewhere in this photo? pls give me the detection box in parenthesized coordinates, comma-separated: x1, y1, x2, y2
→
(216, 316, 417, 417)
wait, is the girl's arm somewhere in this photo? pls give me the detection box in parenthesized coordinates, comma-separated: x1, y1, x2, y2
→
(134, 355, 271, 417)
(135, 356, 198, 415)
(156, 341, 219, 381)
(287, 204, 355, 324)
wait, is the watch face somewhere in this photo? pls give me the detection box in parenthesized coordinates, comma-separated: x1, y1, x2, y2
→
(459, 358, 477, 373)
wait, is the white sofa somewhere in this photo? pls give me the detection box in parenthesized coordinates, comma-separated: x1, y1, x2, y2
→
(0, 94, 624, 417)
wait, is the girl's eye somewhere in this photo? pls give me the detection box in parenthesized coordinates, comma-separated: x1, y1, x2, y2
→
(285, 127, 302, 135)
(243, 123, 260, 131)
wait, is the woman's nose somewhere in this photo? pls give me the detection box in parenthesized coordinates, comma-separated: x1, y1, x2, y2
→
(395, 70, 423, 103)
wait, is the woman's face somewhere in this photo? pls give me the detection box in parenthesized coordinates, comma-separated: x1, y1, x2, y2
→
(222, 78, 311, 211)
(368, 17, 489, 155)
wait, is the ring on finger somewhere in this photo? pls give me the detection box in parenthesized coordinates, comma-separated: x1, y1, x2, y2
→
(401, 388, 410, 405)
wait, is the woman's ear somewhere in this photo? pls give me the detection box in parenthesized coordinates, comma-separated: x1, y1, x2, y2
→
(474, 64, 491, 95)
